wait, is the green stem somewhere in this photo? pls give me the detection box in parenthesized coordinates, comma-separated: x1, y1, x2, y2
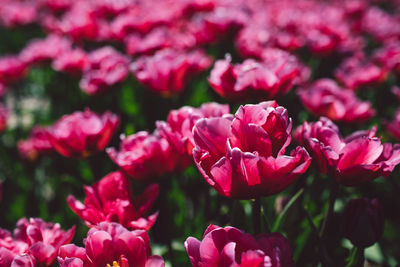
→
(319, 181, 339, 238)
(252, 198, 261, 234)
(346, 247, 364, 267)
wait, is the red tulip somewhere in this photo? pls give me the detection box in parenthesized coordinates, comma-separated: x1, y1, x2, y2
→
(0, 218, 75, 267)
(0, 104, 8, 134)
(209, 50, 307, 101)
(130, 49, 212, 96)
(0, 56, 28, 85)
(79, 46, 129, 95)
(107, 131, 183, 181)
(20, 34, 72, 65)
(193, 101, 311, 199)
(298, 79, 375, 123)
(47, 109, 119, 158)
(18, 126, 54, 161)
(185, 224, 294, 267)
(342, 198, 384, 248)
(334, 56, 387, 90)
(156, 102, 230, 161)
(58, 222, 164, 267)
(67, 171, 159, 231)
(294, 117, 400, 186)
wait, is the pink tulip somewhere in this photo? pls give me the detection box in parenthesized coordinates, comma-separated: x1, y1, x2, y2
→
(295, 117, 400, 186)
(79, 46, 129, 95)
(298, 79, 375, 123)
(209, 50, 307, 101)
(0, 218, 75, 267)
(18, 126, 54, 161)
(185, 224, 294, 267)
(107, 131, 183, 181)
(67, 171, 159, 230)
(47, 109, 119, 158)
(57, 222, 164, 267)
(156, 102, 230, 161)
(193, 101, 311, 199)
(0, 56, 28, 85)
(131, 49, 212, 96)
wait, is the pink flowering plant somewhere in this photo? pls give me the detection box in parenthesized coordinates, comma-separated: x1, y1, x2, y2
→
(1, 0, 400, 266)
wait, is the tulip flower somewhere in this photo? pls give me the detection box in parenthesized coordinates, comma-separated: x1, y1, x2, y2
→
(334, 56, 387, 90)
(57, 222, 164, 267)
(0, 55, 27, 84)
(156, 102, 230, 161)
(209, 51, 307, 101)
(130, 49, 212, 96)
(79, 46, 130, 95)
(373, 39, 400, 74)
(0, 218, 75, 267)
(18, 126, 54, 161)
(20, 34, 72, 64)
(67, 171, 159, 230)
(342, 198, 384, 248)
(47, 109, 119, 158)
(298, 79, 375, 123)
(294, 117, 400, 186)
(52, 48, 89, 75)
(0, 1, 37, 28)
(192, 101, 311, 199)
(185, 224, 294, 267)
(107, 131, 184, 181)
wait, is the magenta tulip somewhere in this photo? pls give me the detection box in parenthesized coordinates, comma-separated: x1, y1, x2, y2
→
(47, 109, 119, 158)
(57, 222, 164, 267)
(185, 224, 294, 267)
(67, 171, 159, 230)
(193, 101, 311, 199)
(295, 117, 400, 185)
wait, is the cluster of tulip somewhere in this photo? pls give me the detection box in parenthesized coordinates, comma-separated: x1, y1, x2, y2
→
(1, 0, 400, 266)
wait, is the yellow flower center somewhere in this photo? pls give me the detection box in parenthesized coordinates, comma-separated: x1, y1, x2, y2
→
(106, 261, 120, 267)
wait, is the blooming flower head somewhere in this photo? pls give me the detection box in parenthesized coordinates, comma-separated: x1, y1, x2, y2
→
(193, 101, 311, 199)
(294, 117, 400, 186)
(334, 56, 387, 90)
(18, 126, 54, 161)
(107, 130, 183, 181)
(298, 79, 375, 123)
(57, 222, 164, 267)
(209, 51, 307, 101)
(52, 48, 89, 75)
(0, 55, 28, 85)
(20, 34, 72, 65)
(130, 49, 212, 96)
(0, 218, 75, 266)
(156, 102, 230, 159)
(79, 46, 130, 95)
(47, 109, 119, 158)
(185, 224, 294, 267)
(67, 171, 159, 230)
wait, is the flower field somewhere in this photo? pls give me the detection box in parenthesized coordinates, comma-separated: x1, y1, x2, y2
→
(1, 0, 400, 266)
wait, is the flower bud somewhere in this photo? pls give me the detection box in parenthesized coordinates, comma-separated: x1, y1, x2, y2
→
(342, 198, 384, 248)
